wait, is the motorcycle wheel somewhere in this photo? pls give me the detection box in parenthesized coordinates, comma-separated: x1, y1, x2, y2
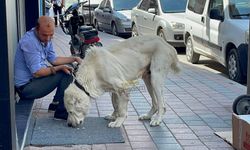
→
(79, 44, 89, 59)
(70, 45, 76, 55)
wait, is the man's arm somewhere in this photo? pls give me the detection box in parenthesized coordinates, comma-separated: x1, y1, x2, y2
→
(33, 56, 81, 78)
(33, 65, 72, 78)
(51, 56, 81, 66)
(33, 57, 82, 78)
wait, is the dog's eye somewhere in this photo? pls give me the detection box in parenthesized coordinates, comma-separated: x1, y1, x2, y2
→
(69, 111, 73, 114)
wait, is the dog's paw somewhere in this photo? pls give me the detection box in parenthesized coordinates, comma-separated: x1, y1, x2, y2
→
(108, 117, 125, 128)
(149, 116, 162, 126)
(138, 114, 151, 120)
(104, 114, 116, 121)
(108, 121, 122, 128)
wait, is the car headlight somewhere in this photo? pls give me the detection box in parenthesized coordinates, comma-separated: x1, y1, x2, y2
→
(246, 30, 249, 44)
(170, 22, 185, 30)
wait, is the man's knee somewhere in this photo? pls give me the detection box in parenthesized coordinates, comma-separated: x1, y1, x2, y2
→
(56, 71, 73, 84)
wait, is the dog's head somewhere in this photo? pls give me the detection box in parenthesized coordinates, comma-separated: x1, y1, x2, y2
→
(64, 83, 91, 127)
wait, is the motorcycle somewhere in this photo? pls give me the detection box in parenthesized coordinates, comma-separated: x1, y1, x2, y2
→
(59, 1, 102, 59)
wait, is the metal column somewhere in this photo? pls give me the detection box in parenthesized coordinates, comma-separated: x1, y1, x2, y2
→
(0, 0, 18, 149)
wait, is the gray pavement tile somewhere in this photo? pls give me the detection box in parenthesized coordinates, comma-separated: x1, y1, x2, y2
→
(170, 128, 193, 134)
(178, 139, 204, 146)
(173, 133, 199, 140)
(198, 135, 225, 142)
(91, 144, 107, 150)
(130, 141, 157, 149)
(183, 146, 209, 150)
(183, 120, 207, 126)
(153, 137, 178, 144)
(149, 131, 174, 138)
(156, 143, 183, 150)
(163, 118, 184, 124)
(128, 135, 152, 142)
(203, 141, 232, 148)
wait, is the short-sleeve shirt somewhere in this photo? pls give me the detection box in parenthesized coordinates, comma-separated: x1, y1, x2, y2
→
(14, 28, 57, 87)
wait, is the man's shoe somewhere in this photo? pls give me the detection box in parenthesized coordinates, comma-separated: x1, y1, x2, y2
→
(54, 109, 68, 120)
(48, 102, 59, 112)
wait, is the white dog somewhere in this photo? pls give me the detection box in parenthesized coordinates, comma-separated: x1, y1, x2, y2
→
(64, 35, 180, 128)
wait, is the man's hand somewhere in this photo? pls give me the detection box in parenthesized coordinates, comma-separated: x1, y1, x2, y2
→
(74, 57, 82, 64)
(60, 65, 73, 74)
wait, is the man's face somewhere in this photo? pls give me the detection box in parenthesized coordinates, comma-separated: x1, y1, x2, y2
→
(37, 25, 54, 44)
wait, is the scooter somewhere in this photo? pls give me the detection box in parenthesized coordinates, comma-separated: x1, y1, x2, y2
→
(59, 1, 102, 58)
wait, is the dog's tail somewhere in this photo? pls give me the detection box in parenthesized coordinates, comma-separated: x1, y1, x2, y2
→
(170, 48, 181, 74)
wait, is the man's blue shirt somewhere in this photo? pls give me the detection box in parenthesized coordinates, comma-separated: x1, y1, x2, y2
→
(14, 28, 57, 87)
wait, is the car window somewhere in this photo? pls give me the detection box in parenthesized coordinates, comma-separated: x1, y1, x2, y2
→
(229, 0, 250, 19)
(138, 0, 157, 11)
(208, 0, 224, 18)
(187, 0, 206, 14)
(113, 0, 140, 11)
(105, 0, 111, 8)
(99, 0, 106, 9)
(138, 0, 151, 11)
(160, 0, 187, 13)
(149, 0, 158, 10)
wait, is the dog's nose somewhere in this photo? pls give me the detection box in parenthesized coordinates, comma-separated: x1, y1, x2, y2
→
(68, 123, 72, 127)
(80, 121, 82, 124)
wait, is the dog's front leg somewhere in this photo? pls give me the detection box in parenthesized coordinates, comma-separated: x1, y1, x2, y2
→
(108, 92, 129, 128)
(104, 92, 119, 121)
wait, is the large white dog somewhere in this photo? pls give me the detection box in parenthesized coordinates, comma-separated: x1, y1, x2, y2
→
(64, 35, 180, 128)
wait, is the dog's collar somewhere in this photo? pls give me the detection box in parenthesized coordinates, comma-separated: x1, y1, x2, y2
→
(74, 79, 91, 97)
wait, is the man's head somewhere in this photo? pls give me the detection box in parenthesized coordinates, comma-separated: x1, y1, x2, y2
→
(36, 16, 55, 43)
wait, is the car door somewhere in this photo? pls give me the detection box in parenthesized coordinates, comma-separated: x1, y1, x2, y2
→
(95, 0, 106, 29)
(204, 0, 224, 60)
(102, 0, 113, 30)
(142, 0, 158, 35)
(186, 0, 207, 53)
(134, 0, 151, 34)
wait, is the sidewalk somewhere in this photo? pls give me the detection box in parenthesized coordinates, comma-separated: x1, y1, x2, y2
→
(24, 27, 246, 150)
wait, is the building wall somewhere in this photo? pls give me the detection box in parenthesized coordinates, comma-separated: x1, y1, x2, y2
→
(0, 0, 40, 149)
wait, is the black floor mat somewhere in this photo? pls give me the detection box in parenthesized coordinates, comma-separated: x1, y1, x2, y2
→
(29, 117, 124, 146)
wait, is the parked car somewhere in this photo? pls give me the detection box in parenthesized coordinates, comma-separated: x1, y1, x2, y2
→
(131, 0, 187, 47)
(184, 0, 249, 83)
(93, 0, 140, 36)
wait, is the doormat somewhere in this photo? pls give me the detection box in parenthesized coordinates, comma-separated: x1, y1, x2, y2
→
(30, 117, 125, 146)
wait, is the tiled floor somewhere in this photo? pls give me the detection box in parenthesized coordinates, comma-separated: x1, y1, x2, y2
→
(24, 27, 246, 150)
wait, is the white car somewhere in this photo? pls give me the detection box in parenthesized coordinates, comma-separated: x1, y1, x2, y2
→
(131, 0, 187, 47)
(184, 0, 249, 83)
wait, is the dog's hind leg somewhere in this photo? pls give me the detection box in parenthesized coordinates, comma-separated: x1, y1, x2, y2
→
(108, 92, 129, 128)
(104, 93, 119, 121)
(139, 71, 157, 120)
(149, 61, 169, 126)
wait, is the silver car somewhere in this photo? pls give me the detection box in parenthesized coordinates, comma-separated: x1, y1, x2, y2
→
(93, 0, 140, 36)
(131, 0, 187, 47)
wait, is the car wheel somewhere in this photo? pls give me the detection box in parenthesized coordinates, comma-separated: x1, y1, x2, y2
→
(157, 29, 166, 41)
(132, 24, 138, 37)
(112, 23, 118, 36)
(186, 36, 200, 64)
(94, 20, 99, 30)
(227, 48, 243, 83)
